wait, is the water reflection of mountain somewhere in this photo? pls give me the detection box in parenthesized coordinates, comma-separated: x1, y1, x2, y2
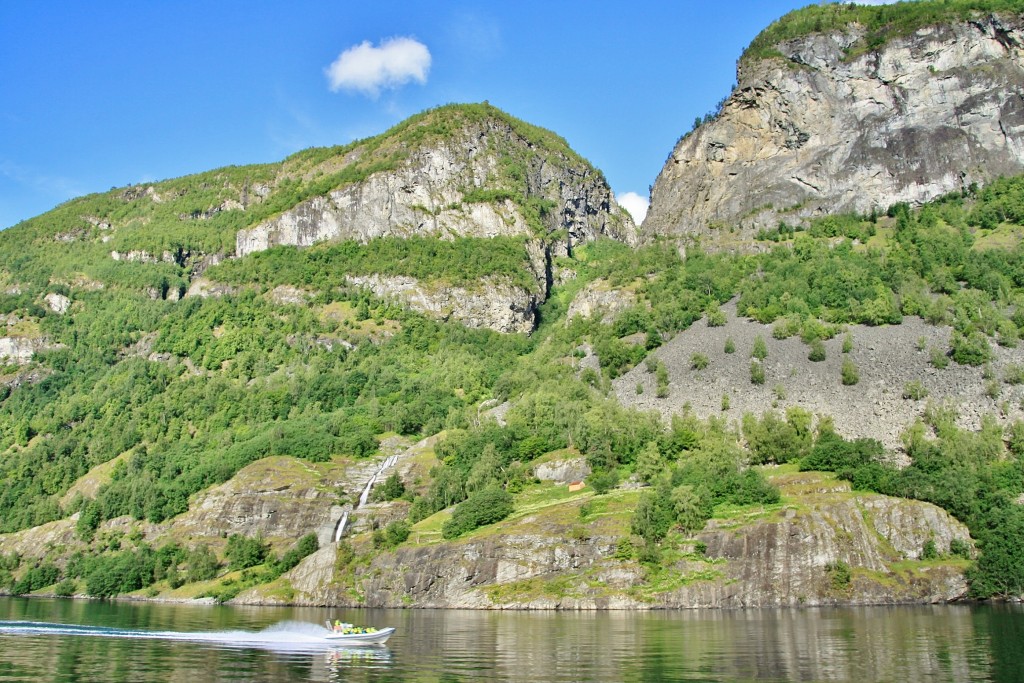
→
(404, 606, 1006, 682)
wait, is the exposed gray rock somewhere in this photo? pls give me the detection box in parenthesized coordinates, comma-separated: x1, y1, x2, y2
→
(269, 285, 313, 306)
(347, 274, 539, 334)
(645, 13, 1024, 247)
(110, 250, 159, 264)
(185, 277, 239, 299)
(43, 293, 70, 314)
(0, 336, 51, 364)
(534, 458, 591, 485)
(565, 279, 638, 324)
(236, 117, 635, 259)
(266, 473, 969, 609)
(614, 302, 1024, 450)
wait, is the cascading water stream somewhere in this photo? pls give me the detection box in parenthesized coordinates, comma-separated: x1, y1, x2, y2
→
(334, 454, 400, 541)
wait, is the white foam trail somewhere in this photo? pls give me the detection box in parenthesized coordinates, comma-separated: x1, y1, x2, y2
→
(0, 619, 365, 654)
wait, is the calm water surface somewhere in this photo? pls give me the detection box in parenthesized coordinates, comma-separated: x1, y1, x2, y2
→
(0, 598, 1022, 682)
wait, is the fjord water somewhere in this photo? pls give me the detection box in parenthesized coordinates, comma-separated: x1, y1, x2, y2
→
(0, 598, 1022, 682)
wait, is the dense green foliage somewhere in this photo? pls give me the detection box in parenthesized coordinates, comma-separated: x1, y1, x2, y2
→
(5, 97, 1024, 600)
(225, 534, 270, 570)
(0, 285, 532, 533)
(206, 237, 537, 292)
(441, 487, 515, 538)
(801, 411, 1024, 598)
(743, 0, 1024, 64)
(371, 473, 407, 503)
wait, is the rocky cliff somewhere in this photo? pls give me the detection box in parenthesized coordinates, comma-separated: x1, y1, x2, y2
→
(231, 105, 635, 331)
(258, 470, 971, 609)
(644, 9, 1024, 248)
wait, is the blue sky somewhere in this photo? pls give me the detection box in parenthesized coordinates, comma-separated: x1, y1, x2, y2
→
(0, 1, 830, 229)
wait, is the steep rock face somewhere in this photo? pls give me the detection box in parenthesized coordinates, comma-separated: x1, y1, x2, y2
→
(152, 457, 351, 550)
(645, 13, 1024, 247)
(271, 473, 970, 609)
(236, 117, 634, 258)
(347, 274, 539, 334)
(233, 110, 635, 332)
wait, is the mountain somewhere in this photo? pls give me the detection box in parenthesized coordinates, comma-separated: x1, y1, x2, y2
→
(643, 1, 1024, 250)
(1, 103, 634, 335)
(2, 8, 1024, 609)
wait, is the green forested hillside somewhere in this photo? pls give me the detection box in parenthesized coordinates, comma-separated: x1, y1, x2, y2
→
(3, 107, 1024, 601)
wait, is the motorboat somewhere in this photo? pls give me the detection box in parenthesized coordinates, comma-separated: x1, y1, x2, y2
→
(324, 621, 395, 645)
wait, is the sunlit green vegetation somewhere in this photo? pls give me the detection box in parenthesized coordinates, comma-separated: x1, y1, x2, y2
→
(743, 0, 1023, 64)
(207, 236, 538, 292)
(4, 103, 1024, 601)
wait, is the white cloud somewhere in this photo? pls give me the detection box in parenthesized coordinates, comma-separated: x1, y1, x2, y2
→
(617, 191, 649, 225)
(325, 37, 431, 97)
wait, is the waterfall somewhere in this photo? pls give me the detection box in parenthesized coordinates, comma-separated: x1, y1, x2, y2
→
(357, 474, 376, 507)
(334, 453, 400, 542)
(333, 510, 349, 543)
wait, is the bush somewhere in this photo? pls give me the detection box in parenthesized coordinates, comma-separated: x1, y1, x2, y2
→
(441, 487, 514, 539)
(951, 331, 992, 367)
(386, 520, 411, 546)
(986, 379, 1001, 399)
(706, 307, 726, 327)
(808, 338, 826, 362)
(752, 335, 768, 360)
(949, 538, 971, 559)
(225, 534, 270, 570)
(1005, 364, 1024, 385)
(371, 472, 406, 502)
(750, 361, 766, 385)
(83, 550, 157, 598)
(587, 469, 620, 495)
(743, 411, 810, 465)
(272, 533, 319, 574)
(53, 578, 76, 597)
(724, 338, 735, 354)
(841, 359, 859, 385)
(825, 560, 851, 589)
(729, 469, 781, 506)
(631, 490, 674, 542)
(902, 380, 928, 400)
(929, 346, 950, 369)
(185, 545, 220, 582)
(690, 353, 709, 371)
(655, 362, 669, 397)
(12, 563, 60, 595)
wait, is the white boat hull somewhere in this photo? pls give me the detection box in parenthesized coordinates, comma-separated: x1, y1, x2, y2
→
(324, 627, 395, 645)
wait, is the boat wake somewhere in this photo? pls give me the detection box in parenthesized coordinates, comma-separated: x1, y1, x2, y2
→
(0, 619, 365, 654)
